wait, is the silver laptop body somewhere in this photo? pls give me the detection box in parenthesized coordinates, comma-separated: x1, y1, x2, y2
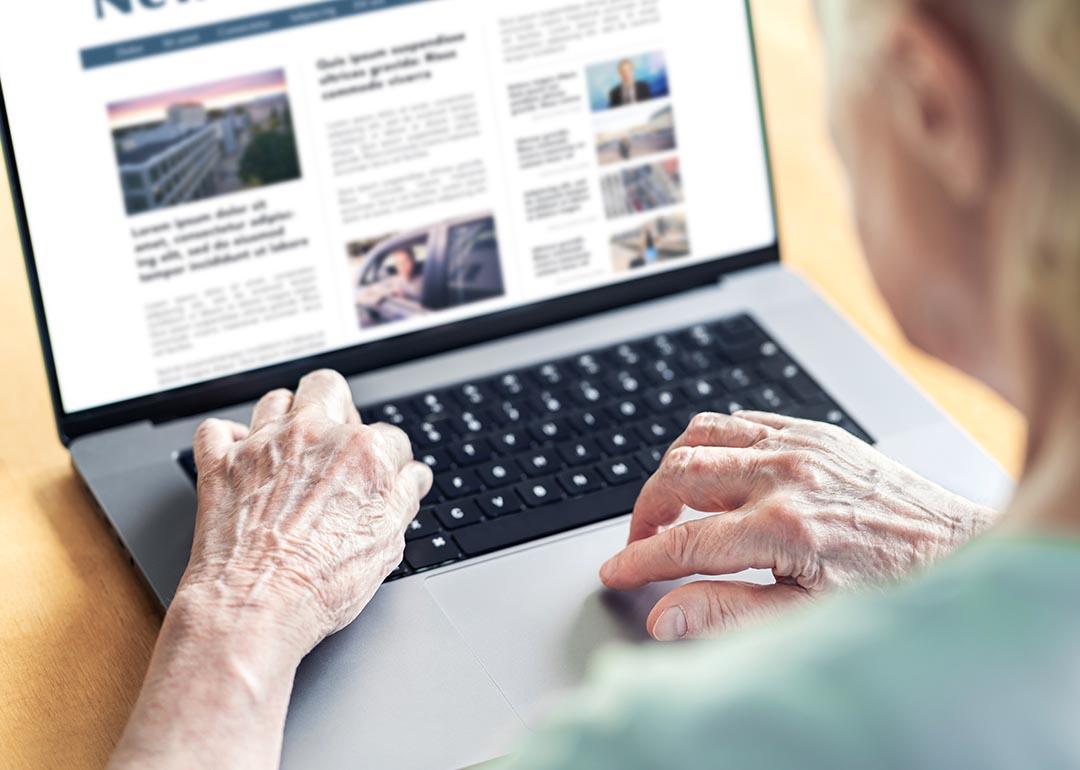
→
(1, 2, 1010, 768)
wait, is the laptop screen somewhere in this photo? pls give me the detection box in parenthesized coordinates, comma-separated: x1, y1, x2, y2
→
(0, 0, 775, 415)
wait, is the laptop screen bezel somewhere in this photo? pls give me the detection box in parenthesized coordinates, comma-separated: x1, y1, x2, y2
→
(0, 1, 779, 445)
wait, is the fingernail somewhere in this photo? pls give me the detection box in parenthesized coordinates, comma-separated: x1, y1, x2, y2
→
(599, 558, 616, 583)
(653, 607, 688, 641)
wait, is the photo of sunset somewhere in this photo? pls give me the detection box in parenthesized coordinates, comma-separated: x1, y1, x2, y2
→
(107, 70, 289, 130)
(107, 69, 301, 216)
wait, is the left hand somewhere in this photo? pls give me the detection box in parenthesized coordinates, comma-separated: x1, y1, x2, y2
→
(599, 411, 998, 641)
(179, 369, 432, 655)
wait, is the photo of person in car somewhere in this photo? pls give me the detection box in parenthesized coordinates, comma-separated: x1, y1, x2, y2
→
(348, 213, 506, 329)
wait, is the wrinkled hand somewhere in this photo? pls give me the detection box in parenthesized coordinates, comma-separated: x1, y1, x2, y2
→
(600, 411, 998, 641)
(179, 370, 432, 654)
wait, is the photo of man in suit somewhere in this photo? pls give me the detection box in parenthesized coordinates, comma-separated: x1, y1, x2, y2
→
(609, 58, 653, 108)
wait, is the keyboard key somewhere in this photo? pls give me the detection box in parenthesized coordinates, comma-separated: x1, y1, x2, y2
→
(493, 399, 532, 426)
(434, 500, 483, 530)
(716, 331, 770, 362)
(420, 484, 442, 506)
(517, 478, 565, 507)
(714, 314, 756, 339)
(386, 562, 410, 581)
(570, 353, 604, 377)
(606, 398, 644, 421)
(758, 355, 800, 383)
(569, 380, 606, 406)
(748, 384, 791, 411)
(635, 418, 679, 445)
(531, 389, 568, 414)
(410, 418, 454, 449)
(569, 410, 607, 433)
(406, 509, 440, 541)
(455, 382, 494, 408)
(405, 534, 461, 571)
(644, 387, 682, 412)
(492, 372, 527, 397)
(477, 489, 525, 517)
(557, 438, 602, 466)
(713, 397, 750, 415)
(410, 391, 453, 417)
(610, 342, 644, 366)
(644, 358, 682, 384)
(608, 370, 644, 395)
(597, 456, 644, 485)
(636, 446, 666, 473)
(450, 438, 494, 467)
(531, 362, 568, 387)
(417, 448, 452, 474)
(683, 377, 720, 401)
(786, 374, 829, 405)
(366, 401, 413, 426)
(647, 333, 680, 357)
(177, 449, 197, 482)
(529, 418, 570, 444)
(598, 429, 635, 456)
(477, 459, 524, 488)
(520, 448, 561, 477)
(717, 365, 758, 392)
(436, 469, 481, 499)
(455, 482, 643, 558)
(679, 323, 717, 349)
(558, 468, 603, 496)
(680, 349, 718, 373)
(453, 410, 494, 436)
(492, 429, 530, 453)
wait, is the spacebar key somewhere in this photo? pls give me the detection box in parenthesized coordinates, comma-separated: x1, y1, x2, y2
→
(455, 482, 643, 557)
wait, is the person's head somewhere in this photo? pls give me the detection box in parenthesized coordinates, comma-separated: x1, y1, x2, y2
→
(619, 59, 636, 85)
(816, 0, 1080, 417)
(388, 248, 417, 280)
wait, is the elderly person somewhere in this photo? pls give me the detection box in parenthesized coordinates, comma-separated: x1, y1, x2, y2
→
(110, 0, 1080, 767)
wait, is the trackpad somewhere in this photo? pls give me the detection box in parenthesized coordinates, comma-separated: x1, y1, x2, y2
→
(424, 519, 772, 727)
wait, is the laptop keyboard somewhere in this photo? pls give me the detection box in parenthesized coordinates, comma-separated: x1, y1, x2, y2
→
(177, 313, 871, 581)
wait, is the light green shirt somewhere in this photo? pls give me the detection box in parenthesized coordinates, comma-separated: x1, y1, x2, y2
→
(500, 538, 1080, 769)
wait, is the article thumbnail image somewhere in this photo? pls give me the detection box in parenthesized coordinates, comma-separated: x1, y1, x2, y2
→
(108, 69, 301, 217)
(347, 213, 506, 330)
(610, 213, 691, 273)
(595, 102, 677, 166)
(586, 51, 670, 113)
(601, 158, 684, 219)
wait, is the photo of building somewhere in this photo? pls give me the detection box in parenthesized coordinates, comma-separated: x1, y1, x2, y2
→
(108, 70, 301, 216)
(595, 102, 677, 166)
(600, 158, 684, 219)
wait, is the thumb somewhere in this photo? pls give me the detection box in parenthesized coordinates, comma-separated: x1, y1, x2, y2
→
(647, 580, 811, 641)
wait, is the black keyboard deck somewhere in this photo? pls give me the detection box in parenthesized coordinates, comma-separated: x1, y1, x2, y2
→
(178, 313, 871, 581)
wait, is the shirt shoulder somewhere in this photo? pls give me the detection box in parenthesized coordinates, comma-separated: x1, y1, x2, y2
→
(501, 538, 1080, 770)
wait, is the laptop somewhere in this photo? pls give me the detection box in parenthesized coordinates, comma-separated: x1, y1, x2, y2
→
(1, 1, 1011, 767)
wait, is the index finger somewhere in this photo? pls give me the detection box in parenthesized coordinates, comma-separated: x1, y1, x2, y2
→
(602, 514, 774, 590)
(628, 445, 760, 544)
(666, 412, 773, 458)
(192, 418, 248, 474)
(291, 370, 360, 425)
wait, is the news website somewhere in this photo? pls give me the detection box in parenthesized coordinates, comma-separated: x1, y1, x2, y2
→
(0, 0, 775, 413)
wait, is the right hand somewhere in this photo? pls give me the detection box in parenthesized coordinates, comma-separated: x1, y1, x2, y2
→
(600, 411, 999, 641)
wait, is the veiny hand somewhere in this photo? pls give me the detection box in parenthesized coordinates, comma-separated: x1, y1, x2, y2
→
(179, 369, 432, 654)
(600, 411, 999, 641)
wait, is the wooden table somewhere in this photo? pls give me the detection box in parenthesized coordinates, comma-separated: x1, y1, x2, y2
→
(0, 3, 1025, 766)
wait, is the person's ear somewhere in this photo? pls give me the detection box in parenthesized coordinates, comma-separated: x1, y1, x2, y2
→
(882, 8, 995, 206)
